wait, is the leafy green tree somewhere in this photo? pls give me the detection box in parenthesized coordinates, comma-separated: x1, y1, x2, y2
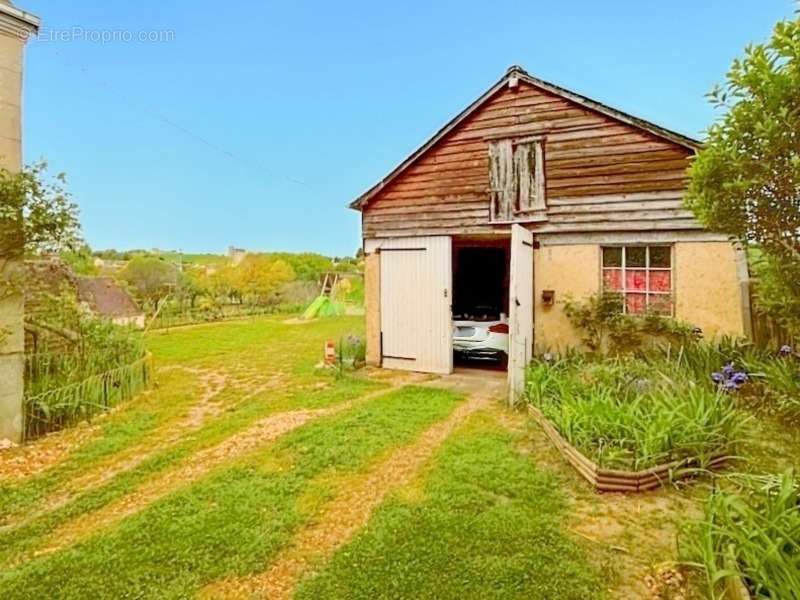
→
(262, 252, 331, 281)
(1, 162, 81, 344)
(685, 16, 800, 336)
(120, 256, 178, 310)
(686, 17, 800, 257)
(233, 255, 295, 304)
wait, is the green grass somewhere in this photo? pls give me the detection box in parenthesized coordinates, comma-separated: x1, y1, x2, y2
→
(296, 413, 604, 600)
(0, 375, 382, 566)
(1, 316, 619, 599)
(1, 316, 366, 520)
(0, 386, 461, 599)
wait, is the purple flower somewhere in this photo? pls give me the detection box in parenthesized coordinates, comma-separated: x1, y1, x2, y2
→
(722, 362, 735, 377)
(711, 362, 747, 392)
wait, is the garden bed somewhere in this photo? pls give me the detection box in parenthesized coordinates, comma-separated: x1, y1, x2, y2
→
(525, 352, 748, 491)
(528, 404, 728, 492)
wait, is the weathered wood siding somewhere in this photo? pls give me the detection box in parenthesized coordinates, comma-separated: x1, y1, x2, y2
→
(362, 81, 698, 238)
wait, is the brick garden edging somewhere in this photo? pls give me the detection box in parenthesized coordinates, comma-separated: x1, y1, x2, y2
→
(527, 404, 728, 493)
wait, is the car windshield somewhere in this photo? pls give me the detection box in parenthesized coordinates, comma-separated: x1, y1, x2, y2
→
(453, 306, 500, 321)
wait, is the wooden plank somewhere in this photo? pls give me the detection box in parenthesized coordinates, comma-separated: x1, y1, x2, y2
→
(547, 210, 696, 224)
(367, 199, 488, 216)
(547, 199, 684, 214)
(534, 218, 700, 234)
(548, 191, 684, 205)
(364, 209, 488, 224)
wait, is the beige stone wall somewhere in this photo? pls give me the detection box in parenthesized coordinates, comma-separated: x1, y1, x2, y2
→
(532, 241, 745, 353)
(533, 244, 601, 351)
(364, 252, 380, 366)
(674, 241, 745, 339)
(0, 11, 31, 443)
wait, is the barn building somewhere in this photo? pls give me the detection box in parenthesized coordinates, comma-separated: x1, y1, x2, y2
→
(351, 66, 749, 398)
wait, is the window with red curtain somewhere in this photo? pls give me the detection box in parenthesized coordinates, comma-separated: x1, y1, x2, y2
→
(602, 246, 672, 315)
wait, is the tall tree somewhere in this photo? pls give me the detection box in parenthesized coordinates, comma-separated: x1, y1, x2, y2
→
(120, 257, 178, 310)
(233, 255, 295, 304)
(685, 15, 800, 336)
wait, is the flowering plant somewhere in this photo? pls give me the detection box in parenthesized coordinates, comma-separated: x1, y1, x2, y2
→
(711, 362, 748, 391)
(778, 345, 794, 358)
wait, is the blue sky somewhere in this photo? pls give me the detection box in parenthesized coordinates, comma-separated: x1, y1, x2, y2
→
(21, 1, 796, 256)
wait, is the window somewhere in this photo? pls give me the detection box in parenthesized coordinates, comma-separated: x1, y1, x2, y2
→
(488, 137, 546, 221)
(602, 246, 672, 315)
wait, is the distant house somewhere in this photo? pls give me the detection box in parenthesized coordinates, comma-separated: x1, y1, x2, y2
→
(76, 277, 145, 329)
(24, 259, 146, 355)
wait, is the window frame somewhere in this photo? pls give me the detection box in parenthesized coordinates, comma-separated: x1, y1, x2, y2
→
(600, 244, 674, 316)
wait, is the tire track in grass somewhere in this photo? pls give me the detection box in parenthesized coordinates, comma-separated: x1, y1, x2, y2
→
(23, 382, 411, 562)
(0, 366, 258, 530)
(0, 367, 220, 491)
(201, 387, 495, 600)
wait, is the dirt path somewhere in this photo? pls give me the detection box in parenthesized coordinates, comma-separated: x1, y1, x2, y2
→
(18, 384, 404, 565)
(0, 366, 299, 534)
(201, 386, 495, 600)
(0, 366, 224, 485)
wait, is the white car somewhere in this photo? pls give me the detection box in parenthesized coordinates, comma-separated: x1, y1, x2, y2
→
(452, 310, 509, 365)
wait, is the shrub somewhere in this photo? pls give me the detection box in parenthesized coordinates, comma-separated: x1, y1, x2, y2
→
(563, 292, 698, 356)
(752, 253, 800, 341)
(680, 471, 800, 599)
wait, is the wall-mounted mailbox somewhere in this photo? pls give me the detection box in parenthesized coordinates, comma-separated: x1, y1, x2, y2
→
(541, 289, 555, 306)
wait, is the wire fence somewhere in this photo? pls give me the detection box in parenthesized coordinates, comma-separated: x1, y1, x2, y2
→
(23, 352, 153, 442)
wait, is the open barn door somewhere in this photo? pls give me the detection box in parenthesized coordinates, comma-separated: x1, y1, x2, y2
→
(379, 236, 453, 374)
(508, 224, 534, 404)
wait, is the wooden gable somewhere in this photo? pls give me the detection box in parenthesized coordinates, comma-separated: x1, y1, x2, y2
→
(356, 68, 702, 239)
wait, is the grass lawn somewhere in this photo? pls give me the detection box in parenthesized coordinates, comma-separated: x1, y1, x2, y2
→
(0, 315, 608, 599)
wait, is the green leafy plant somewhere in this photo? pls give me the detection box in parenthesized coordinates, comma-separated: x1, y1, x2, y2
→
(23, 290, 149, 440)
(563, 292, 698, 356)
(0, 162, 81, 345)
(333, 334, 366, 378)
(526, 353, 748, 470)
(680, 471, 800, 599)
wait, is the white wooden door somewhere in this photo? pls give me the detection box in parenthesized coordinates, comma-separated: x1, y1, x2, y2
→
(508, 224, 534, 404)
(379, 236, 453, 374)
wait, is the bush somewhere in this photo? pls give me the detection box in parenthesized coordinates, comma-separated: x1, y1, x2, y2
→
(680, 471, 800, 599)
(563, 292, 698, 356)
(752, 253, 800, 341)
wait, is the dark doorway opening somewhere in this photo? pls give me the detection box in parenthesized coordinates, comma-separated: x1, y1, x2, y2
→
(452, 237, 510, 371)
